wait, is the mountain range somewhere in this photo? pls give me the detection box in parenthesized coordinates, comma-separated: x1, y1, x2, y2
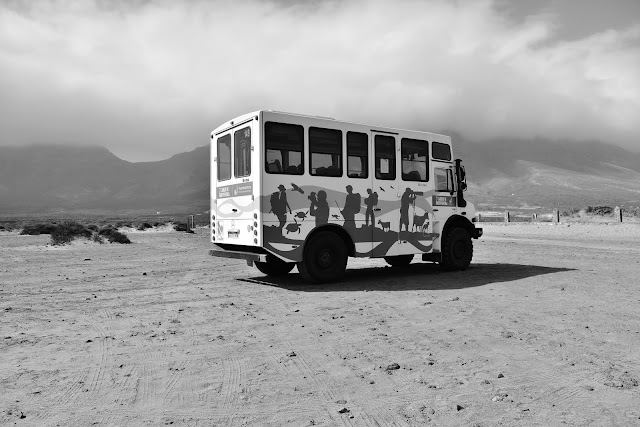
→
(1, 138, 639, 214)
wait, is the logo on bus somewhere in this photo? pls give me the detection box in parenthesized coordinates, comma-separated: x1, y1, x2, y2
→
(217, 182, 253, 199)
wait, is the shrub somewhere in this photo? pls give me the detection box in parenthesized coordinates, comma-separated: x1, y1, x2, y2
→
(586, 205, 613, 216)
(173, 222, 188, 232)
(98, 227, 131, 244)
(21, 223, 56, 235)
(137, 222, 153, 231)
(87, 224, 99, 231)
(50, 221, 92, 245)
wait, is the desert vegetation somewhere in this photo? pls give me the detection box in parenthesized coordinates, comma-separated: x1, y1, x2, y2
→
(96, 226, 131, 244)
(20, 223, 56, 235)
(44, 221, 131, 245)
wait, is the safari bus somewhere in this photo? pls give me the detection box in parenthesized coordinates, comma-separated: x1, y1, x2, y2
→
(209, 111, 482, 283)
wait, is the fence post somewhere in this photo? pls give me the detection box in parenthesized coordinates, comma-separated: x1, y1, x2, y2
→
(477, 213, 482, 222)
(532, 213, 537, 222)
(504, 211, 510, 223)
(614, 207, 623, 223)
(553, 209, 560, 223)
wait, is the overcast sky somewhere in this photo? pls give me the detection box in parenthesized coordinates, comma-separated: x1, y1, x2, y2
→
(1, 0, 639, 161)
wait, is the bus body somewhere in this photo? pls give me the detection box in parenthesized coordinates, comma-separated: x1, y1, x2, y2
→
(209, 110, 482, 282)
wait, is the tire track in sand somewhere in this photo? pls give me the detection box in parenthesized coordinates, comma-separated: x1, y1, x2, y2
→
(214, 356, 245, 426)
(163, 359, 189, 404)
(86, 322, 112, 394)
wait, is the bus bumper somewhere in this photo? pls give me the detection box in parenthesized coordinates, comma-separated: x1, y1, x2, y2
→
(209, 248, 268, 266)
(471, 227, 483, 239)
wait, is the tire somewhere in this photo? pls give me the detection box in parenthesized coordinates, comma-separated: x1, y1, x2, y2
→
(297, 231, 348, 283)
(384, 254, 414, 267)
(440, 227, 473, 271)
(254, 254, 295, 276)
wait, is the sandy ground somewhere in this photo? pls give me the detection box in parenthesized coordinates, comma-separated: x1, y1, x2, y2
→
(1, 223, 639, 426)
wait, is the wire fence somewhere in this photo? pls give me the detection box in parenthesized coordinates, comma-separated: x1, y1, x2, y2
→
(476, 207, 626, 223)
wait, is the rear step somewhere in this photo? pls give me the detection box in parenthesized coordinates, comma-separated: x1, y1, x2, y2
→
(209, 248, 267, 266)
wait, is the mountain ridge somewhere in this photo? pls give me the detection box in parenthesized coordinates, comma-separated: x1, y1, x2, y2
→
(1, 139, 639, 213)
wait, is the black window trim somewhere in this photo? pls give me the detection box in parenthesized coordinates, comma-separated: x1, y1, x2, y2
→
(401, 137, 429, 182)
(432, 141, 452, 161)
(264, 121, 305, 175)
(217, 133, 232, 182)
(347, 131, 369, 179)
(309, 126, 343, 177)
(374, 133, 396, 181)
(233, 126, 252, 178)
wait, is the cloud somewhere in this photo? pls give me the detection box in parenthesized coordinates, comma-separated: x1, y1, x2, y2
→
(0, 0, 638, 161)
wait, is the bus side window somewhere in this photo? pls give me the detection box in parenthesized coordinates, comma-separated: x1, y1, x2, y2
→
(375, 135, 396, 180)
(217, 134, 232, 181)
(347, 131, 368, 178)
(434, 168, 452, 192)
(401, 138, 428, 182)
(309, 127, 342, 177)
(265, 122, 304, 175)
(432, 141, 451, 161)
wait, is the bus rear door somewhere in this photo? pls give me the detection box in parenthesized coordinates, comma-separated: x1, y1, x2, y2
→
(214, 120, 258, 246)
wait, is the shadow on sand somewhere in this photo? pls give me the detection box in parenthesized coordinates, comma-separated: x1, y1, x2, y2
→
(240, 263, 576, 292)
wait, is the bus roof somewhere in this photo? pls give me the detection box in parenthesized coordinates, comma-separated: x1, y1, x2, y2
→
(211, 110, 451, 141)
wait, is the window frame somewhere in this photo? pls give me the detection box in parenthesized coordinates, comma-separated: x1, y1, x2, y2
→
(233, 126, 251, 178)
(217, 133, 232, 182)
(434, 167, 455, 193)
(374, 134, 396, 181)
(308, 126, 343, 177)
(346, 131, 368, 179)
(264, 121, 304, 175)
(432, 141, 452, 161)
(401, 137, 429, 182)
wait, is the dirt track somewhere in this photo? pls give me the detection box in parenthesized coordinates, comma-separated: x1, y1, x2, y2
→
(1, 223, 640, 426)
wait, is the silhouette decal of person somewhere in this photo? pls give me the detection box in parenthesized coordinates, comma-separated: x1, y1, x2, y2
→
(269, 184, 292, 230)
(341, 185, 361, 231)
(364, 188, 378, 227)
(400, 188, 417, 232)
(309, 190, 329, 226)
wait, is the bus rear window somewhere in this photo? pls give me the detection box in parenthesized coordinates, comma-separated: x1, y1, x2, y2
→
(234, 126, 251, 178)
(432, 142, 451, 161)
(310, 127, 342, 177)
(347, 132, 368, 178)
(265, 122, 304, 175)
(217, 134, 231, 181)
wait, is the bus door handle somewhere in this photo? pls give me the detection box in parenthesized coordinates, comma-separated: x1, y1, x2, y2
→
(374, 208, 382, 211)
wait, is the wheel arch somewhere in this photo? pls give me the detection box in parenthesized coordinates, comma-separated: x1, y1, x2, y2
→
(442, 214, 475, 240)
(303, 224, 355, 258)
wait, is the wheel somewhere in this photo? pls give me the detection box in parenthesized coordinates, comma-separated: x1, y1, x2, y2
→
(440, 227, 473, 271)
(297, 231, 348, 283)
(254, 254, 295, 276)
(384, 254, 414, 267)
